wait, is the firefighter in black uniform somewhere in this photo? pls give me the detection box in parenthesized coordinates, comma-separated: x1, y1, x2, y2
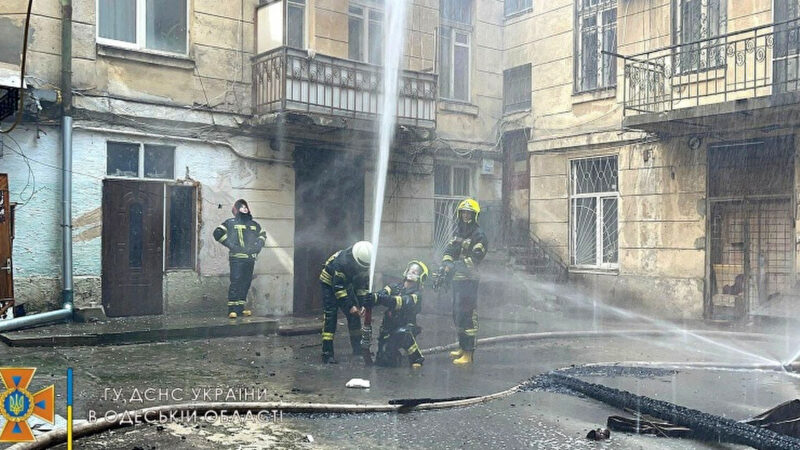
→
(439, 198, 487, 365)
(213, 199, 267, 318)
(367, 260, 428, 368)
(319, 241, 373, 364)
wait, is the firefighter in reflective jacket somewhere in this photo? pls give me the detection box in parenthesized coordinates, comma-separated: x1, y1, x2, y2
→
(367, 260, 427, 368)
(213, 199, 267, 319)
(319, 241, 373, 364)
(440, 198, 487, 365)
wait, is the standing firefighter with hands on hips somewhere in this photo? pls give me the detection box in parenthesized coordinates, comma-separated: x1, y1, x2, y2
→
(213, 199, 267, 319)
(367, 260, 428, 368)
(319, 241, 374, 364)
(438, 198, 487, 365)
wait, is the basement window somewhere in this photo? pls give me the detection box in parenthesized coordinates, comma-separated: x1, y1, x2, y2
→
(98, 0, 188, 55)
(107, 141, 175, 180)
(570, 156, 618, 269)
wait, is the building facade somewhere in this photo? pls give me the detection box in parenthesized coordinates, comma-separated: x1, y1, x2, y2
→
(0, 0, 503, 317)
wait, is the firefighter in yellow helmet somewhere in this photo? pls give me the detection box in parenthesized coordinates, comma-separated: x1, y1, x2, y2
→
(367, 260, 428, 368)
(439, 198, 487, 364)
(319, 241, 373, 364)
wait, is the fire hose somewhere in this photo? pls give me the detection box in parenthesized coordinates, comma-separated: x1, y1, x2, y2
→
(10, 329, 798, 450)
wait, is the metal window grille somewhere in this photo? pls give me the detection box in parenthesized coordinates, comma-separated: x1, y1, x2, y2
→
(504, 64, 531, 113)
(433, 164, 472, 256)
(570, 156, 618, 268)
(673, 0, 726, 73)
(575, 0, 617, 92)
(504, 0, 532, 17)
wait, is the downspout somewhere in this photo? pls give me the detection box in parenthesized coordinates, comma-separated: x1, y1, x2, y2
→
(0, 0, 73, 333)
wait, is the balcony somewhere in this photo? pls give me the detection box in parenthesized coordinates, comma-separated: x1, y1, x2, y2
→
(253, 47, 437, 130)
(623, 18, 800, 132)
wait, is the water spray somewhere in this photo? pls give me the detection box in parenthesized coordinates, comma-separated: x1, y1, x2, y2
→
(369, 0, 409, 291)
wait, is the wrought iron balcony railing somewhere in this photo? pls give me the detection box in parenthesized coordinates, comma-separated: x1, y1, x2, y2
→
(624, 18, 800, 116)
(253, 47, 437, 128)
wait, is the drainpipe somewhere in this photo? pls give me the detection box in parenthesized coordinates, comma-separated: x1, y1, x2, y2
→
(60, 0, 73, 310)
(0, 0, 73, 332)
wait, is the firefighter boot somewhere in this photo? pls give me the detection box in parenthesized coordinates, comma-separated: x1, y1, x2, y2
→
(449, 348, 464, 358)
(322, 340, 337, 364)
(242, 309, 252, 317)
(228, 312, 238, 319)
(453, 351, 473, 365)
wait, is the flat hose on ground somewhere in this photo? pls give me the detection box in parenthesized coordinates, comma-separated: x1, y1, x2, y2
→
(9, 329, 791, 450)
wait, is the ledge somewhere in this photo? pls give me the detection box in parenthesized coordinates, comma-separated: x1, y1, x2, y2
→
(504, 8, 533, 22)
(439, 99, 479, 116)
(572, 87, 617, 105)
(97, 44, 195, 70)
(569, 267, 620, 276)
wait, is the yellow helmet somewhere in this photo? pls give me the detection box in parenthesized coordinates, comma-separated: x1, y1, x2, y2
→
(456, 198, 480, 223)
(403, 260, 429, 285)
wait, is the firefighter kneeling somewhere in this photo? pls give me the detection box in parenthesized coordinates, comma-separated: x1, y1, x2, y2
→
(366, 260, 428, 368)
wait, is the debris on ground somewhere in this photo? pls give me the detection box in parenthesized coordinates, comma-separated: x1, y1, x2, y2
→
(345, 378, 370, 388)
(585, 428, 610, 440)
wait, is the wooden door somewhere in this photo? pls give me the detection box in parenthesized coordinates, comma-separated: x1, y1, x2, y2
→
(102, 180, 164, 316)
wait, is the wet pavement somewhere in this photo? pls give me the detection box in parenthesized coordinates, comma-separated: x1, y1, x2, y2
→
(2, 311, 800, 449)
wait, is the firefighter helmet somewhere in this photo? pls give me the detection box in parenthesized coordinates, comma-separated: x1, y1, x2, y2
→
(456, 198, 480, 223)
(403, 260, 429, 284)
(352, 241, 373, 268)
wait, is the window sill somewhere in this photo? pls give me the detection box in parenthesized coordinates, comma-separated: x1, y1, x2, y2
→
(439, 99, 479, 116)
(97, 44, 195, 70)
(503, 107, 531, 117)
(504, 8, 533, 22)
(572, 87, 617, 105)
(569, 267, 619, 276)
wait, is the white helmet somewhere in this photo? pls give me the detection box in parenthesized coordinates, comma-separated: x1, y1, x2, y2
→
(352, 241, 373, 268)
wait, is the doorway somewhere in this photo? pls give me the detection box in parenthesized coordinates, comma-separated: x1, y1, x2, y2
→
(293, 148, 365, 315)
(707, 138, 795, 318)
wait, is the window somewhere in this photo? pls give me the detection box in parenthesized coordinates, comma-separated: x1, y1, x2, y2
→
(287, 0, 305, 49)
(439, 0, 471, 101)
(167, 185, 196, 269)
(570, 156, 618, 268)
(433, 163, 472, 253)
(107, 142, 175, 179)
(575, 0, 617, 92)
(505, 0, 532, 17)
(773, 0, 800, 93)
(673, 0, 726, 73)
(503, 64, 532, 113)
(348, 3, 384, 65)
(98, 0, 188, 54)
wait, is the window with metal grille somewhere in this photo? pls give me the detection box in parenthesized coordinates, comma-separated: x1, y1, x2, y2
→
(98, 0, 188, 54)
(505, 0, 532, 17)
(433, 163, 473, 254)
(503, 64, 531, 113)
(673, 0, 726, 73)
(439, 0, 472, 101)
(575, 0, 617, 92)
(570, 156, 618, 268)
(167, 185, 197, 269)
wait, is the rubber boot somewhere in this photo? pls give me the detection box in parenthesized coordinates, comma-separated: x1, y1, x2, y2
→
(453, 351, 473, 365)
(228, 312, 238, 319)
(242, 309, 252, 317)
(449, 348, 464, 358)
(322, 340, 337, 364)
